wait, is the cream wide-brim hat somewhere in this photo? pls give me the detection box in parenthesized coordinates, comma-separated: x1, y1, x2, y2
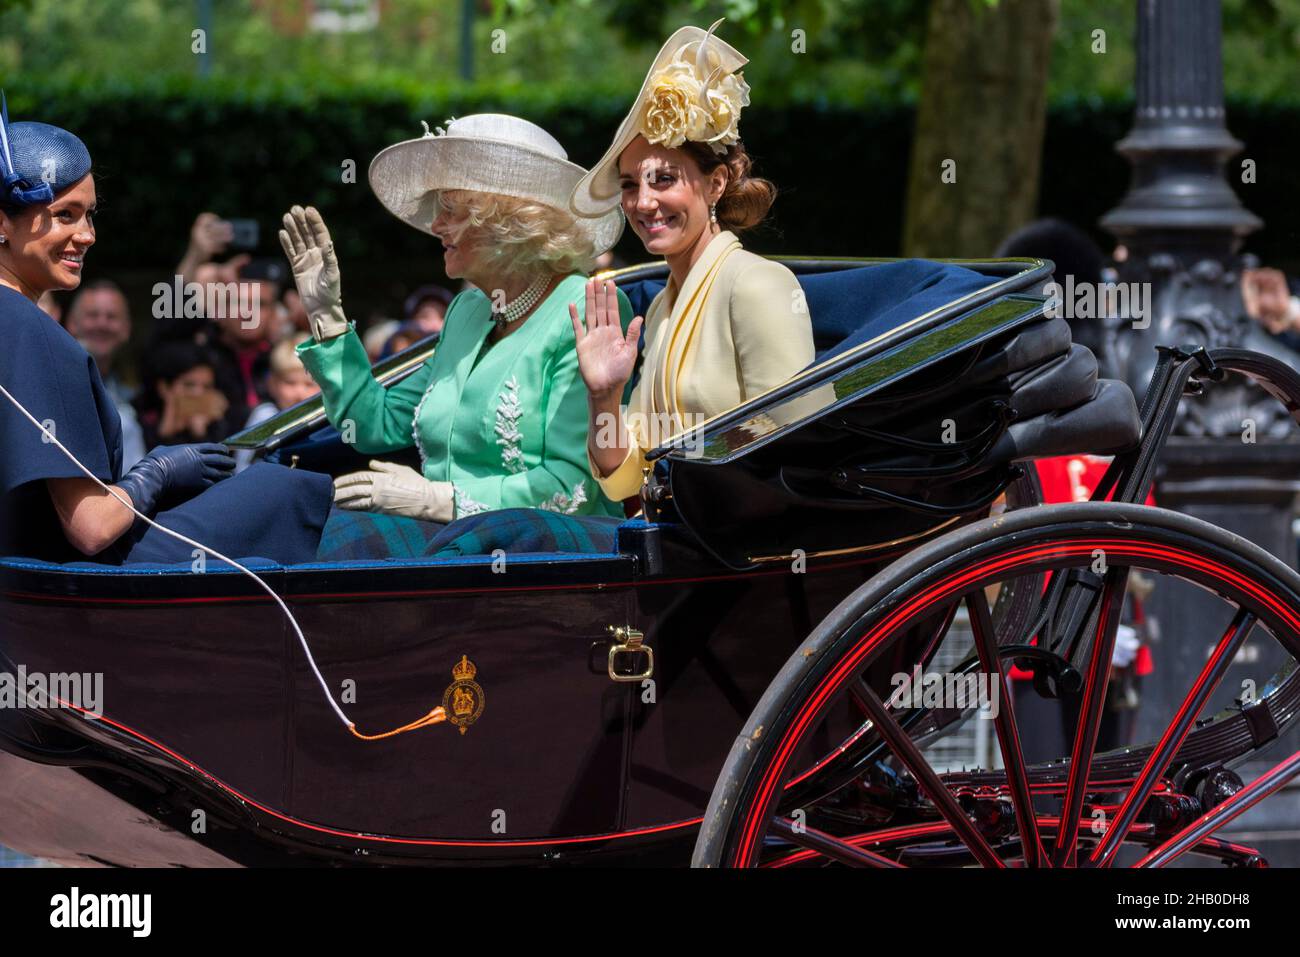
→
(569, 22, 748, 219)
(369, 113, 624, 257)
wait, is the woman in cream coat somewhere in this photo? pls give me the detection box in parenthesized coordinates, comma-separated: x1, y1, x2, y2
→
(568, 21, 814, 503)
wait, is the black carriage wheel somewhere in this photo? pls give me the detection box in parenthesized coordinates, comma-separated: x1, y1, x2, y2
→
(693, 501, 1300, 869)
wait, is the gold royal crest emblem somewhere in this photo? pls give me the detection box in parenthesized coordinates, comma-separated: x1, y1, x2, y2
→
(442, 655, 485, 735)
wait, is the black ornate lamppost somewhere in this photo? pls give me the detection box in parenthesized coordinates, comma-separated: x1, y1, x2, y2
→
(1100, 0, 1300, 551)
(1099, 1, 1300, 853)
(1100, 0, 1275, 420)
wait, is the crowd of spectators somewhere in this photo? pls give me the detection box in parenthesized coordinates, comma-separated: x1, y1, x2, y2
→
(38, 212, 455, 472)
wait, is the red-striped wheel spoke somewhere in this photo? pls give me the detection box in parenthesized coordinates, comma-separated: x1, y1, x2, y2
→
(965, 588, 1047, 868)
(1053, 567, 1128, 867)
(763, 822, 956, 867)
(846, 677, 874, 719)
(853, 675, 1006, 868)
(1136, 748, 1300, 867)
(709, 517, 1300, 870)
(1090, 608, 1257, 867)
(769, 817, 905, 868)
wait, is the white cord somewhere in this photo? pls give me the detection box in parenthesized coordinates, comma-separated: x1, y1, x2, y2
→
(0, 379, 354, 731)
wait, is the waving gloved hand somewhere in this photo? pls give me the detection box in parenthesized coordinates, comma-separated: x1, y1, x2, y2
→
(114, 443, 236, 517)
(279, 204, 350, 342)
(1111, 623, 1141, 669)
(333, 460, 454, 523)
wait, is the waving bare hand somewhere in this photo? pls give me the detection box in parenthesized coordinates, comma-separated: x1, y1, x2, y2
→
(569, 279, 643, 400)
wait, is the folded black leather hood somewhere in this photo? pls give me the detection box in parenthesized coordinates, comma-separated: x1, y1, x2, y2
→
(658, 280, 1143, 568)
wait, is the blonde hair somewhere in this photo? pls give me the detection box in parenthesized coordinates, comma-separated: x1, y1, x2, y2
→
(270, 333, 309, 376)
(435, 189, 596, 277)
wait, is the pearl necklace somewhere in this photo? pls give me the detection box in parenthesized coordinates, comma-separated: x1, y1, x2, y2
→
(492, 274, 551, 330)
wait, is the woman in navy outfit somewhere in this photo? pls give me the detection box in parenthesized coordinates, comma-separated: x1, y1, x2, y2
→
(0, 96, 331, 565)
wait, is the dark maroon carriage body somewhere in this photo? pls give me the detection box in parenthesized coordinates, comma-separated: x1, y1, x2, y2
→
(2, 257, 1110, 866)
(0, 541, 882, 865)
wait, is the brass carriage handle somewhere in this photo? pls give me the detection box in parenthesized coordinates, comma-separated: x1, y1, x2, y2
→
(607, 626, 654, 682)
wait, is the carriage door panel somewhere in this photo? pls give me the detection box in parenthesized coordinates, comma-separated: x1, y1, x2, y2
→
(285, 565, 637, 844)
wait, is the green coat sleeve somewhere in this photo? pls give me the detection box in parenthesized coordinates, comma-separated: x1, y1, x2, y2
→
(296, 328, 435, 455)
(450, 290, 632, 518)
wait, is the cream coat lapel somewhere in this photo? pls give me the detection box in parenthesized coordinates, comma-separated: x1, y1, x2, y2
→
(647, 230, 741, 421)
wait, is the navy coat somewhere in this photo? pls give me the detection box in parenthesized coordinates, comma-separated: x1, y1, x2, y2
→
(0, 286, 331, 565)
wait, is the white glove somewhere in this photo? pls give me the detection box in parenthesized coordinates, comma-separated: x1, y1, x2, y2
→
(1111, 623, 1140, 669)
(333, 460, 454, 523)
(279, 204, 350, 342)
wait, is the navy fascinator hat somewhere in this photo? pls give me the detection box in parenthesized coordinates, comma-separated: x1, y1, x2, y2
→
(0, 91, 93, 210)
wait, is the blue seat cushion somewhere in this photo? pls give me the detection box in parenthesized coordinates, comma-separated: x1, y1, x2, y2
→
(619, 259, 992, 364)
(801, 260, 992, 361)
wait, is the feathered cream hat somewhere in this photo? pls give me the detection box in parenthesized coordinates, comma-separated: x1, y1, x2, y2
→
(369, 113, 624, 256)
(570, 20, 750, 219)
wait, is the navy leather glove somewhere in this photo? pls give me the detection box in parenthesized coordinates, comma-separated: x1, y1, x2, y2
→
(114, 443, 236, 517)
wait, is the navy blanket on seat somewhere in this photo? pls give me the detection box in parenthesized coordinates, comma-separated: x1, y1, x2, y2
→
(619, 259, 993, 363)
(124, 461, 333, 566)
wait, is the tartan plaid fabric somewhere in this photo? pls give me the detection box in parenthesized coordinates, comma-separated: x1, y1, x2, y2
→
(315, 507, 446, 561)
(432, 507, 623, 557)
(315, 506, 622, 562)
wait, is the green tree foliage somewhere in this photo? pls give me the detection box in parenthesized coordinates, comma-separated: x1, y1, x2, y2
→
(0, 0, 647, 92)
(2, 0, 1297, 102)
(506, 0, 1300, 102)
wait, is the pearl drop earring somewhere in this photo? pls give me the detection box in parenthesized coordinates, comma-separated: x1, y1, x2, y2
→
(709, 204, 717, 225)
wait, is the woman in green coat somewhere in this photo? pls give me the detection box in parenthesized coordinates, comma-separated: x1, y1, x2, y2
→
(282, 114, 633, 560)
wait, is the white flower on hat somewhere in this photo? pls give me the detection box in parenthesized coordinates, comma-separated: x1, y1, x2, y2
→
(641, 61, 710, 148)
(701, 71, 750, 150)
(569, 20, 752, 217)
(639, 23, 751, 155)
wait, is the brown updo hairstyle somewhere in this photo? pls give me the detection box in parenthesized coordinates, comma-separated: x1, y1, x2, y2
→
(679, 141, 776, 232)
